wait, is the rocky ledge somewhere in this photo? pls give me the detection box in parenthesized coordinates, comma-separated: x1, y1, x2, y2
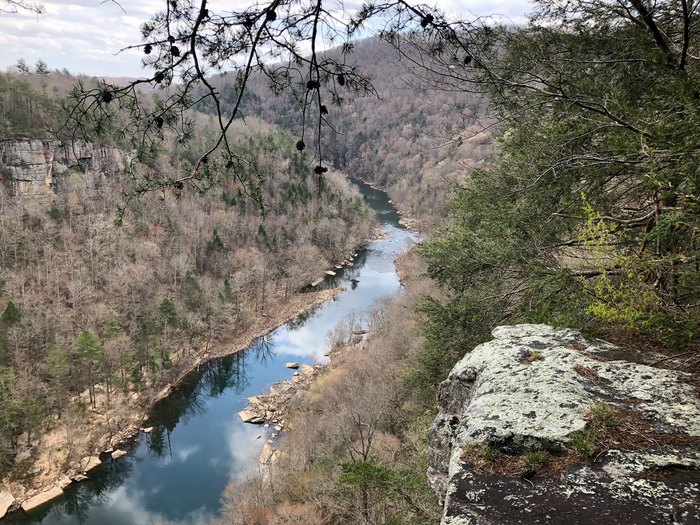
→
(239, 363, 321, 464)
(429, 324, 700, 525)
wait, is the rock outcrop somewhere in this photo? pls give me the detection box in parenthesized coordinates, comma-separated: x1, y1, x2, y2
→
(111, 449, 128, 460)
(239, 364, 321, 428)
(429, 324, 700, 525)
(20, 486, 64, 513)
(0, 139, 132, 201)
(0, 489, 15, 518)
(79, 456, 103, 475)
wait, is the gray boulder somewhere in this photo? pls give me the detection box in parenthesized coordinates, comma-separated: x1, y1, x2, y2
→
(429, 324, 700, 524)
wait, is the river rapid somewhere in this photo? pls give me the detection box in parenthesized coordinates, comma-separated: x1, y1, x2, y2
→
(11, 179, 416, 525)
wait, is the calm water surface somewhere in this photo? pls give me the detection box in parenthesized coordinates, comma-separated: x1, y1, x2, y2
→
(12, 179, 415, 524)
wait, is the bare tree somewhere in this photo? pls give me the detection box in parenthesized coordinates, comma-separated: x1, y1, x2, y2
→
(59, 0, 486, 216)
(0, 0, 44, 14)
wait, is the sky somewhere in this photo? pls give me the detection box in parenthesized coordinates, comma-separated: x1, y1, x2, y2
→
(0, 0, 532, 78)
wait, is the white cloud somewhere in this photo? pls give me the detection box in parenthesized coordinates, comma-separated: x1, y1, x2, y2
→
(0, 0, 533, 77)
(223, 419, 266, 477)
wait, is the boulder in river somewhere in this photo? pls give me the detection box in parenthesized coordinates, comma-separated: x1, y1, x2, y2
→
(57, 475, 72, 490)
(111, 450, 128, 460)
(238, 409, 265, 424)
(285, 362, 300, 369)
(429, 324, 700, 525)
(81, 456, 102, 474)
(21, 486, 64, 513)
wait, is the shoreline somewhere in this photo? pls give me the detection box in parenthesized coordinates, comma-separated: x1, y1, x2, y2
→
(349, 176, 419, 230)
(241, 246, 422, 468)
(0, 181, 388, 520)
(0, 285, 343, 519)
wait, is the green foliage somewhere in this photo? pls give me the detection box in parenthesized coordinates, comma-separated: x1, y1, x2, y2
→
(15, 59, 29, 74)
(570, 429, 598, 458)
(418, 0, 700, 364)
(156, 298, 181, 329)
(589, 402, 621, 428)
(207, 229, 225, 252)
(338, 460, 437, 523)
(20, 396, 45, 445)
(181, 273, 205, 311)
(47, 345, 69, 381)
(102, 318, 123, 339)
(75, 330, 102, 408)
(1, 301, 22, 326)
(0, 72, 63, 136)
(34, 59, 49, 75)
(481, 445, 497, 462)
(75, 330, 101, 366)
(339, 460, 395, 492)
(46, 206, 62, 223)
(523, 450, 549, 471)
(219, 277, 236, 304)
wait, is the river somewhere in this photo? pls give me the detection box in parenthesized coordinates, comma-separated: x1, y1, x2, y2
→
(9, 179, 416, 525)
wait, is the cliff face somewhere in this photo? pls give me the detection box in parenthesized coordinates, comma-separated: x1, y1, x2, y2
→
(429, 324, 700, 525)
(0, 139, 132, 200)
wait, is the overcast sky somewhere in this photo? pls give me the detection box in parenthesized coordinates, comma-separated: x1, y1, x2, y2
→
(0, 0, 532, 77)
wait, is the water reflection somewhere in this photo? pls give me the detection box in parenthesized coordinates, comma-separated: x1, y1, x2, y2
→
(12, 179, 416, 525)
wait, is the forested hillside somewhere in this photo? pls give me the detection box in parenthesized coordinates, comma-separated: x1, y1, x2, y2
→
(202, 37, 494, 230)
(0, 70, 374, 485)
(1, 0, 698, 519)
(206, 2, 699, 522)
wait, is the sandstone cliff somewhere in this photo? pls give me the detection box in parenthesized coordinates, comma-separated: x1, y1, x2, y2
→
(429, 324, 700, 524)
(0, 139, 132, 200)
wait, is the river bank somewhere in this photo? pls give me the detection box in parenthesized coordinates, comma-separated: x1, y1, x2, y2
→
(2, 177, 415, 525)
(349, 177, 419, 230)
(212, 246, 444, 525)
(0, 285, 342, 519)
(237, 249, 423, 467)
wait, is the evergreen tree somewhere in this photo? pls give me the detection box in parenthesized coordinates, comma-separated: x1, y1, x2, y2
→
(15, 58, 29, 74)
(1, 301, 22, 326)
(46, 345, 70, 417)
(75, 330, 102, 409)
(34, 59, 49, 75)
(420, 0, 700, 361)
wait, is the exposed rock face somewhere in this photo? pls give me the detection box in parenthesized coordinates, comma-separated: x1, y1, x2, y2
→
(429, 324, 700, 525)
(0, 139, 132, 201)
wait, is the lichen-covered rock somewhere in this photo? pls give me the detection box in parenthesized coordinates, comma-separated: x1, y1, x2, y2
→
(429, 324, 700, 524)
